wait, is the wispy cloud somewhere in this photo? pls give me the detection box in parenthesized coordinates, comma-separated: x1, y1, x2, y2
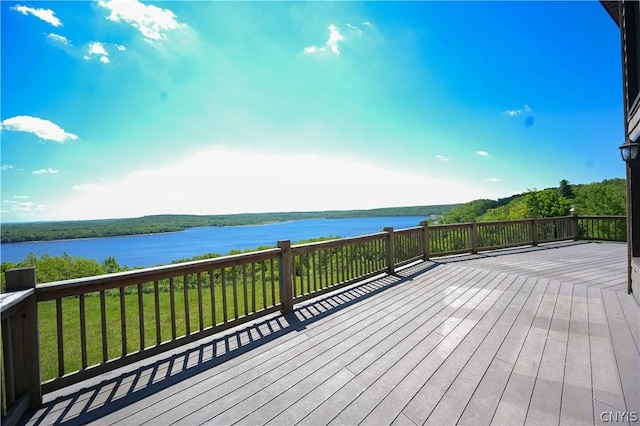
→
(13, 195, 30, 199)
(1, 164, 14, 171)
(304, 24, 345, 56)
(0, 116, 78, 142)
(485, 177, 499, 182)
(476, 151, 489, 157)
(11, 4, 61, 27)
(116, 44, 126, 51)
(2, 200, 47, 215)
(98, 0, 186, 42)
(84, 42, 110, 63)
(47, 33, 70, 46)
(346, 23, 362, 35)
(32, 168, 59, 175)
(435, 155, 449, 162)
(503, 104, 532, 116)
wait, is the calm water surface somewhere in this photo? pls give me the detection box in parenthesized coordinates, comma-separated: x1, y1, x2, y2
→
(0, 216, 426, 267)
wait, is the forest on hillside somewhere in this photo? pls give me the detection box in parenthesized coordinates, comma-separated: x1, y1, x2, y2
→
(437, 178, 626, 224)
(1, 204, 459, 244)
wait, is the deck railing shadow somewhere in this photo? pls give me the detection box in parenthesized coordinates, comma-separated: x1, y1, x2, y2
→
(22, 261, 439, 425)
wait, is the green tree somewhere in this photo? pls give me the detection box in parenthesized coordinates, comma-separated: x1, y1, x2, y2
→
(558, 179, 575, 199)
(525, 189, 572, 217)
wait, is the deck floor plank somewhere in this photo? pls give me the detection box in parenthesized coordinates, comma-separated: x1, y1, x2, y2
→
(524, 281, 573, 425)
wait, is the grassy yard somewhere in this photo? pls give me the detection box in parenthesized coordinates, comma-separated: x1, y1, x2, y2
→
(38, 279, 281, 382)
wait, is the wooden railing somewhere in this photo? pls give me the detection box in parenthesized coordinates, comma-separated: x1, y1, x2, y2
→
(0, 214, 627, 421)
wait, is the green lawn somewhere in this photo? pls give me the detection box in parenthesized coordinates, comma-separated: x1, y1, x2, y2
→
(38, 279, 281, 382)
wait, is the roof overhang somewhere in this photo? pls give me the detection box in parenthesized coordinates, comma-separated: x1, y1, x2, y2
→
(601, 0, 621, 28)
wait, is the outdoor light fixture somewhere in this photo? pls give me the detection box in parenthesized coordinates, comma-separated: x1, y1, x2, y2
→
(620, 140, 640, 163)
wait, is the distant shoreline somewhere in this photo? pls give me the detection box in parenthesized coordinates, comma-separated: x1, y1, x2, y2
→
(1, 207, 453, 244)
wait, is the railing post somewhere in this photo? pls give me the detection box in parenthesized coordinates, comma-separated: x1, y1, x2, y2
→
(422, 223, 430, 260)
(3, 267, 42, 411)
(531, 216, 538, 247)
(384, 227, 395, 274)
(277, 240, 294, 314)
(571, 211, 579, 240)
(470, 220, 478, 254)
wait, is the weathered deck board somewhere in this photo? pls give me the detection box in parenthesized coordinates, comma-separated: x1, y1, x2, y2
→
(19, 241, 639, 426)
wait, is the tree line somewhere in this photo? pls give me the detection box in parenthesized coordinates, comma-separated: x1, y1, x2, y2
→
(1, 205, 459, 243)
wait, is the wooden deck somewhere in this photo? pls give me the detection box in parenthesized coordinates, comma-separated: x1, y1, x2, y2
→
(21, 241, 639, 425)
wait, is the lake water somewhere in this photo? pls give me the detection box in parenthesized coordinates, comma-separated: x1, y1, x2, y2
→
(0, 216, 427, 267)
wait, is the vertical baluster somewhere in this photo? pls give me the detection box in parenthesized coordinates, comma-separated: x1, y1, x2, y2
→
(197, 272, 204, 331)
(232, 266, 239, 319)
(119, 287, 127, 356)
(137, 284, 145, 351)
(251, 263, 257, 313)
(221, 269, 228, 323)
(295, 254, 301, 297)
(312, 251, 318, 291)
(79, 294, 87, 369)
(261, 262, 267, 309)
(270, 258, 276, 305)
(340, 246, 345, 282)
(209, 270, 217, 327)
(329, 248, 335, 286)
(169, 277, 176, 340)
(100, 290, 107, 363)
(56, 298, 64, 377)
(242, 264, 249, 315)
(322, 249, 331, 287)
(318, 250, 324, 289)
(306, 253, 312, 293)
(154, 281, 161, 345)
(183, 275, 190, 335)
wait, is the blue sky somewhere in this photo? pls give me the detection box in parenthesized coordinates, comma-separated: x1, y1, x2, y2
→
(0, 1, 624, 222)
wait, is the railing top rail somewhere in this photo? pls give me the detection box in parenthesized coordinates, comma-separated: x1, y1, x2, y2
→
(578, 215, 626, 219)
(394, 226, 423, 234)
(291, 232, 386, 254)
(475, 218, 535, 225)
(537, 215, 572, 221)
(430, 223, 472, 229)
(0, 288, 34, 318)
(35, 247, 281, 299)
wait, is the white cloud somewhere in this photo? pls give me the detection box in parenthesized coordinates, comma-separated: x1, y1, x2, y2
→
(436, 155, 449, 162)
(476, 151, 489, 157)
(13, 195, 30, 199)
(116, 44, 126, 51)
(503, 104, 532, 116)
(0, 116, 78, 142)
(47, 33, 70, 46)
(89, 42, 108, 56)
(11, 5, 61, 27)
(485, 177, 499, 182)
(304, 24, 344, 56)
(1, 165, 14, 171)
(85, 41, 110, 64)
(50, 147, 506, 220)
(98, 0, 186, 41)
(32, 168, 59, 175)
